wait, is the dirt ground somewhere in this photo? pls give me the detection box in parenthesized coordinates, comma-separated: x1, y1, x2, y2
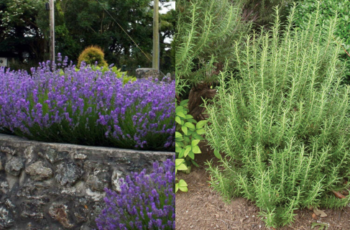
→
(176, 143, 350, 230)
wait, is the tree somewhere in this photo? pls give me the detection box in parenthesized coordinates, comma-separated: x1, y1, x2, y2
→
(49, 0, 174, 71)
(0, 0, 175, 73)
(0, 0, 47, 64)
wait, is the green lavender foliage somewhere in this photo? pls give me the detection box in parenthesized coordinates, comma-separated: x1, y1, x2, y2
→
(205, 4, 350, 228)
(175, 0, 251, 93)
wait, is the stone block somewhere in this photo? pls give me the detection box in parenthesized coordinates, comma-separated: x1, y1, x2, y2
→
(0, 133, 173, 229)
(135, 68, 161, 80)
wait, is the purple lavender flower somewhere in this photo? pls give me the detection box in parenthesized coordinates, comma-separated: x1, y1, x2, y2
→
(95, 158, 175, 230)
(0, 58, 175, 150)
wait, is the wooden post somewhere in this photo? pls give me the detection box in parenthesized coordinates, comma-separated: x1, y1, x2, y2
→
(152, 0, 159, 70)
(49, 0, 55, 64)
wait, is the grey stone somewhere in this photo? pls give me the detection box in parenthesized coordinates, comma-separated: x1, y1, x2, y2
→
(17, 179, 53, 198)
(55, 162, 83, 186)
(111, 169, 123, 192)
(48, 203, 74, 228)
(80, 224, 91, 230)
(21, 200, 45, 219)
(5, 199, 15, 209)
(161, 72, 174, 83)
(19, 170, 26, 186)
(86, 188, 104, 201)
(0, 146, 16, 155)
(73, 202, 89, 224)
(74, 181, 86, 195)
(5, 156, 24, 176)
(23, 146, 35, 164)
(86, 171, 110, 192)
(61, 186, 76, 195)
(0, 180, 9, 194)
(136, 68, 161, 80)
(86, 175, 103, 192)
(25, 222, 41, 230)
(40, 148, 69, 163)
(0, 206, 14, 229)
(40, 148, 56, 163)
(6, 174, 18, 191)
(84, 161, 105, 174)
(25, 161, 53, 181)
(74, 153, 87, 160)
(0, 133, 173, 229)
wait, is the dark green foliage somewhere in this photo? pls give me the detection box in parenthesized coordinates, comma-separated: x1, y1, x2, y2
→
(0, 0, 47, 64)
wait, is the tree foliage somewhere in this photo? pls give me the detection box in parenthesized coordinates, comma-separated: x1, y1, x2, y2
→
(0, 0, 47, 62)
(0, 0, 175, 73)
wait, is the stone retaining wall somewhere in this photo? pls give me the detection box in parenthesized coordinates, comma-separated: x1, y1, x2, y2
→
(0, 134, 173, 230)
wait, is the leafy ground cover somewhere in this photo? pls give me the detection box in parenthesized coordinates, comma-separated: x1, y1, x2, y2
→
(97, 158, 175, 230)
(0, 58, 175, 151)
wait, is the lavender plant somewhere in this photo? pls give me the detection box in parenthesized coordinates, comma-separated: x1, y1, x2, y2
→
(205, 4, 350, 227)
(96, 158, 175, 230)
(0, 57, 175, 150)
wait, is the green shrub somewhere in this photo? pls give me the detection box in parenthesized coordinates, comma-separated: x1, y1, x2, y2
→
(90, 65, 137, 85)
(77, 45, 108, 68)
(60, 65, 136, 85)
(291, 0, 350, 84)
(176, 0, 251, 91)
(204, 4, 350, 228)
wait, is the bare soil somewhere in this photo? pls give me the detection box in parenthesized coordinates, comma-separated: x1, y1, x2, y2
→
(176, 143, 350, 230)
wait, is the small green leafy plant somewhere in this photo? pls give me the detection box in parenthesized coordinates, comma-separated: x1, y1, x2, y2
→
(175, 99, 208, 192)
(175, 158, 188, 193)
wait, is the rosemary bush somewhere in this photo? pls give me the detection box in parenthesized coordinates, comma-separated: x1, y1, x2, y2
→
(205, 5, 350, 227)
(176, 0, 250, 89)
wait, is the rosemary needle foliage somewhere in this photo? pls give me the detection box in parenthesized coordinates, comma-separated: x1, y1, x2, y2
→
(175, 0, 251, 92)
(205, 3, 350, 228)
